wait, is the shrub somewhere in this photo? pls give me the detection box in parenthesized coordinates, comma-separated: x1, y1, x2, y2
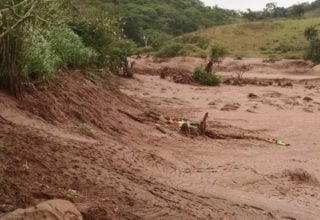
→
(192, 66, 221, 86)
(180, 35, 209, 49)
(23, 28, 61, 81)
(70, 21, 113, 66)
(156, 42, 184, 58)
(179, 44, 207, 58)
(106, 39, 136, 74)
(304, 26, 320, 62)
(210, 44, 228, 62)
(23, 26, 97, 81)
(304, 38, 320, 62)
(48, 26, 97, 68)
(304, 26, 318, 41)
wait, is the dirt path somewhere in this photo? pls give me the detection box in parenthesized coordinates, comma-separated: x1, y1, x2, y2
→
(1, 59, 320, 219)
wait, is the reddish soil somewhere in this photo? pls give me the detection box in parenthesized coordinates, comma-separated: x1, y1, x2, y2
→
(1, 57, 320, 219)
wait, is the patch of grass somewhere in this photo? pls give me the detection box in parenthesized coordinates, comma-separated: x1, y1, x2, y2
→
(79, 125, 95, 139)
(184, 18, 320, 59)
(192, 67, 220, 86)
(0, 142, 6, 152)
(179, 44, 207, 58)
(85, 70, 101, 85)
(155, 42, 184, 58)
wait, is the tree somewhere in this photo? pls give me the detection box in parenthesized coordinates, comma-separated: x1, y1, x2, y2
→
(209, 44, 227, 70)
(265, 2, 277, 17)
(243, 9, 256, 21)
(291, 4, 305, 18)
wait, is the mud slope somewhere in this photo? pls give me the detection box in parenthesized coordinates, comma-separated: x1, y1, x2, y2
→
(0, 67, 320, 220)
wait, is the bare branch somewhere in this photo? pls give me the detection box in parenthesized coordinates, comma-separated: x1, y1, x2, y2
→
(0, 0, 37, 39)
(0, 0, 30, 13)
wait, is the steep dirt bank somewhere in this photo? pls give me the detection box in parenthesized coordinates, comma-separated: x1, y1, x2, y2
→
(1, 63, 320, 219)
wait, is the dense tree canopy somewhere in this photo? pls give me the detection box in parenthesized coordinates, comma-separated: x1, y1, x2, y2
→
(100, 0, 236, 44)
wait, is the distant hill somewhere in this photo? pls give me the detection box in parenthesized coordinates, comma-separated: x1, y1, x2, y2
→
(100, 0, 236, 44)
(304, 0, 320, 18)
(177, 18, 320, 59)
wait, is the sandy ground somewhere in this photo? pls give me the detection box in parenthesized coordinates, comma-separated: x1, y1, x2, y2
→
(1, 58, 320, 219)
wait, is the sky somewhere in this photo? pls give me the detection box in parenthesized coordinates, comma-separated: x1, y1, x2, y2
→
(202, 0, 311, 11)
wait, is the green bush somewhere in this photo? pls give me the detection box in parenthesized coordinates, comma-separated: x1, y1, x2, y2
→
(210, 44, 228, 62)
(48, 26, 97, 67)
(304, 26, 320, 62)
(179, 44, 207, 58)
(156, 42, 184, 58)
(192, 66, 221, 86)
(23, 26, 97, 81)
(70, 21, 113, 66)
(23, 29, 61, 80)
(106, 39, 136, 74)
(179, 35, 209, 50)
(304, 38, 320, 62)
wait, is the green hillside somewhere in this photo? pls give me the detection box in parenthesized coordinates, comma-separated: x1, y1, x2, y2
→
(177, 18, 320, 59)
(100, 0, 236, 45)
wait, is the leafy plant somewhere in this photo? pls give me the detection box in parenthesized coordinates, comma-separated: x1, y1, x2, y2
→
(304, 26, 320, 62)
(210, 44, 228, 62)
(0, 0, 68, 95)
(304, 26, 318, 41)
(156, 42, 183, 58)
(48, 26, 97, 68)
(192, 66, 221, 86)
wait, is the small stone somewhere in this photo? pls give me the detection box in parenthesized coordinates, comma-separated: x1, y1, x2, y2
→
(303, 96, 313, 102)
(248, 93, 258, 99)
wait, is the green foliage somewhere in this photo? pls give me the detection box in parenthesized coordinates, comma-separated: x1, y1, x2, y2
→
(48, 26, 97, 68)
(21, 26, 96, 82)
(179, 44, 207, 58)
(179, 35, 209, 50)
(69, 8, 122, 66)
(0, 0, 69, 95)
(304, 26, 318, 40)
(155, 42, 184, 58)
(305, 38, 320, 62)
(192, 66, 221, 86)
(107, 39, 136, 73)
(210, 44, 228, 62)
(102, 0, 236, 44)
(23, 30, 61, 81)
(0, 0, 136, 95)
(304, 25, 320, 62)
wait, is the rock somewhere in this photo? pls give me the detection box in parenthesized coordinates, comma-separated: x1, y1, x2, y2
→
(282, 82, 293, 87)
(303, 96, 313, 102)
(221, 103, 240, 111)
(248, 93, 258, 99)
(0, 199, 82, 220)
(247, 109, 256, 113)
(208, 102, 216, 106)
